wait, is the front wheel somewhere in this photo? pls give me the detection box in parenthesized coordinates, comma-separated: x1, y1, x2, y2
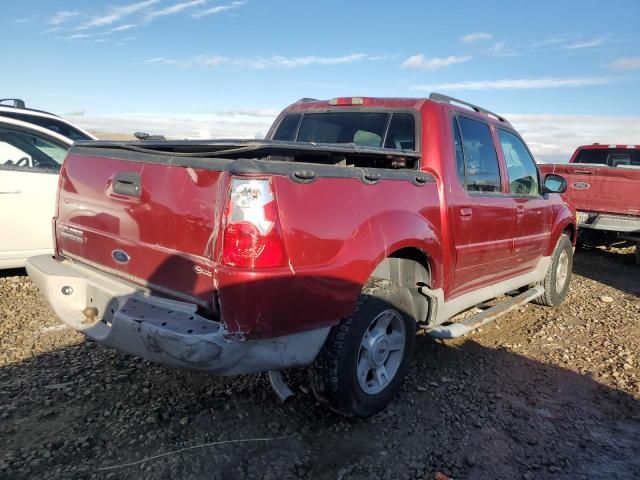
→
(309, 280, 416, 417)
(534, 233, 573, 306)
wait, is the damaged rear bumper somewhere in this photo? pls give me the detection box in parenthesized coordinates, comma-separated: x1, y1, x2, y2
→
(26, 255, 329, 375)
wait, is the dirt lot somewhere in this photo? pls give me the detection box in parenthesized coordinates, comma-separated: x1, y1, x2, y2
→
(1, 247, 639, 480)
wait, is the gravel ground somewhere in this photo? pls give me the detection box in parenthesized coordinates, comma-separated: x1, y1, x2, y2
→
(1, 247, 639, 480)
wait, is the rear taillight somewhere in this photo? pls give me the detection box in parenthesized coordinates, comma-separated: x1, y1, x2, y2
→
(221, 178, 287, 268)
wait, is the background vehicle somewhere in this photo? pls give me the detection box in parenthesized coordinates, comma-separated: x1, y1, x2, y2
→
(0, 99, 96, 142)
(27, 94, 575, 416)
(538, 144, 640, 258)
(0, 100, 96, 269)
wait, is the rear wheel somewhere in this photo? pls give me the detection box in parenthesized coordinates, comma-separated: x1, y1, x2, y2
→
(534, 233, 573, 306)
(309, 280, 416, 417)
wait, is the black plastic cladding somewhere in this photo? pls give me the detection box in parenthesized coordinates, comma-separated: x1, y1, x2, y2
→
(70, 145, 435, 187)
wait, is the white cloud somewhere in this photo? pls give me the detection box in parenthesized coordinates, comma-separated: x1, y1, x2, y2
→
(192, 1, 245, 18)
(483, 42, 516, 57)
(530, 35, 570, 48)
(563, 38, 606, 49)
(508, 114, 640, 163)
(401, 54, 470, 70)
(146, 53, 375, 69)
(146, 0, 207, 19)
(236, 53, 368, 69)
(82, 0, 159, 28)
(146, 57, 180, 64)
(49, 11, 81, 25)
(65, 33, 92, 40)
(607, 57, 640, 71)
(413, 76, 614, 91)
(12, 18, 32, 24)
(461, 32, 493, 43)
(109, 24, 137, 32)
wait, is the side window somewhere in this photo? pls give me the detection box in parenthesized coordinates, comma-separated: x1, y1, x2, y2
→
(498, 129, 540, 196)
(0, 127, 67, 173)
(456, 116, 502, 193)
(384, 113, 415, 150)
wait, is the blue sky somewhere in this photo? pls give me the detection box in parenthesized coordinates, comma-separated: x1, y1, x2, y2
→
(3, 0, 640, 160)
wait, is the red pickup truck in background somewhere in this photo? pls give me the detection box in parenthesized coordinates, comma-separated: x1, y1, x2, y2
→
(27, 94, 575, 416)
(538, 144, 640, 257)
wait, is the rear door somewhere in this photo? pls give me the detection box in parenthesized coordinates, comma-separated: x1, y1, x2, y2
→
(0, 124, 68, 267)
(497, 129, 551, 271)
(449, 114, 515, 297)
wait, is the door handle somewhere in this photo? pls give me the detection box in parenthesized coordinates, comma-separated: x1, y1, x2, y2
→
(516, 206, 525, 217)
(112, 171, 141, 197)
(0, 189, 22, 194)
(459, 207, 473, 218)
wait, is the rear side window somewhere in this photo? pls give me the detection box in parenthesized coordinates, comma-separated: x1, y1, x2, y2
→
(498, 129, 540, 196)
(455, 116, 502, 193)
(0, 126, 68, 173)
(574, 148, 640, 167)
(272, 112, 416, 150)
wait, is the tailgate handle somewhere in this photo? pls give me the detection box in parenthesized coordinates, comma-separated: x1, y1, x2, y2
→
(112, 172, 141, 197)
(569, 168, 593, 175)
(459, 207, 473, 218)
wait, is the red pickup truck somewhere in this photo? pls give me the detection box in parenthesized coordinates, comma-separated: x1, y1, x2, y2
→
(27, 94, 575, 416)
(539, 144, 640, 254)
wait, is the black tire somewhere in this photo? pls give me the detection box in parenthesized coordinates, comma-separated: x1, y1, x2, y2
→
(309, 280, 416, 417)
(534, 233, 573, 306)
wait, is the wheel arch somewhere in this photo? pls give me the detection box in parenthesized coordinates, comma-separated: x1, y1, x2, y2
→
(369, 246, 434, 323)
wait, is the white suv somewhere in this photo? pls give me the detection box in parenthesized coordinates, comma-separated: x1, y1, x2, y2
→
(0, 99, 97, 269)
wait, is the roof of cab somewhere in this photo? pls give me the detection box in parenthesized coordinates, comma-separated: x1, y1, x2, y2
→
(285, 93, 512, 126)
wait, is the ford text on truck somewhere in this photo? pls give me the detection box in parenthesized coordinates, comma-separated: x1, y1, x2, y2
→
(539, 144, 640, 258)
(27, 94, 575, 416)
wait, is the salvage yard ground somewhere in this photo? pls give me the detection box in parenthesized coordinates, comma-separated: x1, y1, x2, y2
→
(0, 247, 639, 479)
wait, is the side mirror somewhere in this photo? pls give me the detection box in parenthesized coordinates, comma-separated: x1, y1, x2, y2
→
(543, 174, 567, 194)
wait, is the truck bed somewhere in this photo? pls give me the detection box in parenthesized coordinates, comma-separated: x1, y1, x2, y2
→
(539, 163, 640, 218)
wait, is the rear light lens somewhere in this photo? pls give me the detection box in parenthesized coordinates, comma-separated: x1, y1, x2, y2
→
(221, 178, 287, 268)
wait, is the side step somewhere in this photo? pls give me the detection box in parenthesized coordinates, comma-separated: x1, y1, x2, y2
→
(425, 286, 544, 339)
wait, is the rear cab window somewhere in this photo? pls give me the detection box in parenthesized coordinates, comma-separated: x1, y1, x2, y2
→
(273, 111, 416, 151)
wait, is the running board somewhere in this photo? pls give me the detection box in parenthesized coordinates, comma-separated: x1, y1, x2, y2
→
(425, 286, 544, 339)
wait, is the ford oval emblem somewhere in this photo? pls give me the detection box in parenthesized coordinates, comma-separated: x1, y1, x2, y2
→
(111, 250, 130, 264)
(572, 181, 591, 190)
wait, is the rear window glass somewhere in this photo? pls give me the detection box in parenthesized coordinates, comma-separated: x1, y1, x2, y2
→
(574, 148, 640, 167)
(0, 112, 91, 141)
(273, 112, 416, 150)
(272, 114, 300, 141)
